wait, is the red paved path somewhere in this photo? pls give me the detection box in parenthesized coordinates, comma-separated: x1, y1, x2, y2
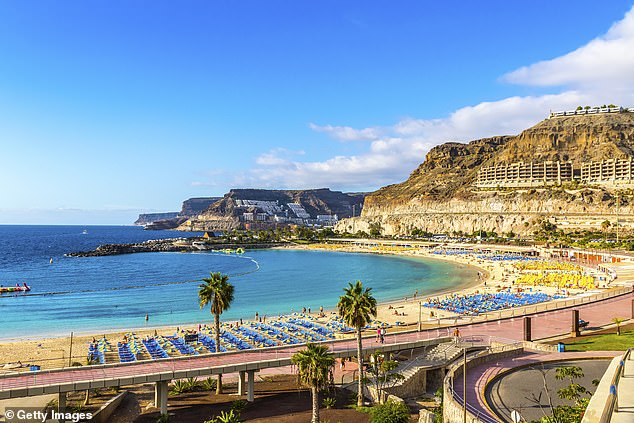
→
(1, 291, 632, 395)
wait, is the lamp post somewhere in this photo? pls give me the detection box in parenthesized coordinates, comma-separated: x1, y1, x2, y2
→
(463, 347, 467, 423)
(418, 301, 422, 332)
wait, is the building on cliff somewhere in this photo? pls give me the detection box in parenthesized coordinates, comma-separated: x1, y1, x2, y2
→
(475, 158, 634, 189)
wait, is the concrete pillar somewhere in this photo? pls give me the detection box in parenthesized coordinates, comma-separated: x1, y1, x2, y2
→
(571, 310, 580, 338)
(247, 370, 255, 402)
(58, 392, 66, 423)
(523, 316, 532, 342)
(155, 380, 169, 415)
(238, 370, 246, 396)
(631, 299, 634, 319)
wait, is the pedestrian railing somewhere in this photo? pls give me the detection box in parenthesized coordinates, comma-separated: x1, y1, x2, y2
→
(599, 348, 632, 423)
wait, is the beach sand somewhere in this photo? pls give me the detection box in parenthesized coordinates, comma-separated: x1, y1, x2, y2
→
(0, 243, 586, 371)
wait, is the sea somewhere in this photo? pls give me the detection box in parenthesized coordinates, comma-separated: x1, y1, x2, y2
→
(0, 225, 477, 339)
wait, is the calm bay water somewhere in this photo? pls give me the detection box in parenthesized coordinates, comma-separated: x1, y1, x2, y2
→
(0, 225, 476, 339)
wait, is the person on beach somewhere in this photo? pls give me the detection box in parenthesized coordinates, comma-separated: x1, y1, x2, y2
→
(379, 328, 385, 344)
(376, 327, 381, 342)
(145, 313, 149, 322)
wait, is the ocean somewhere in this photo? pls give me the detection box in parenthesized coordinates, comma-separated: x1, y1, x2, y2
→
(0, 225, 476, 339)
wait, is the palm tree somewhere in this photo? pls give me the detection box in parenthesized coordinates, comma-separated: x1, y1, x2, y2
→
(612, 317, 625, 335)
(291, 344, 335, 423)
(337, 280, 377, 407)
(199, 272, 235, 394)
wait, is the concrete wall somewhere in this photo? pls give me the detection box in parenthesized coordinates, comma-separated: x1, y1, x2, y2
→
(386, 368, 427, 399)
(91, 391, 127, 423)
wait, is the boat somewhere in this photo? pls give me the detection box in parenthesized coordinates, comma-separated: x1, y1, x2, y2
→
(82, 229, 88, 235)
(0, 283, 30, 294)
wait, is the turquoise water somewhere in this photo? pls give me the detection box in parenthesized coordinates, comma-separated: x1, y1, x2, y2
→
(0, 226, 476, 339)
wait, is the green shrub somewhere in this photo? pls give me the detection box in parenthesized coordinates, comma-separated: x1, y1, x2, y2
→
(169, 380, 189, 396)
(231, 399, 248, 412)
(322, 396, 336, 409)
(204, 409, 242, 423)
(369, 400, 410, 423)
(185, 377, 200, 391)
(202, 377, 217, 391)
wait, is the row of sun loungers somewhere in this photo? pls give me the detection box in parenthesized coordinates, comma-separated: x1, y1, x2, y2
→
(87, 315, 384, 363)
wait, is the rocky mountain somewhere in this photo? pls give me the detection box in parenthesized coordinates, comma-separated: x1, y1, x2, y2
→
(336, 112, 634, 236)
(176, 188, 366, 232)
(134, 212, 179, 226)
(135, 197, 221, 229)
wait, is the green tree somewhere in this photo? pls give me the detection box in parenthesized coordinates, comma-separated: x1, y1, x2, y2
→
(528, 366, 594, 423)
(366, 352, 405, 404)
(612, 316, 625, 335)
(291, 344, 335, 423)
(199, 272, 235, 394)
(369, 222, 382, 238)
(337, 281, 377, 407)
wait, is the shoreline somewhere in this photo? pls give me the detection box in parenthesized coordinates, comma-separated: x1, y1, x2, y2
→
(0, 242, 575, 370)
(0, 243, 497, 369)
(0, 244, 486, 343)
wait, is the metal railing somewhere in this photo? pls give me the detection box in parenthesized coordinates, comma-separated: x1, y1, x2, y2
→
(449, 386, 500, 423)
(599, 348, 632, 423)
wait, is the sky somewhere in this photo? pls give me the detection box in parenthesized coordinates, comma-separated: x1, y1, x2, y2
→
(2, 1, 634, 224)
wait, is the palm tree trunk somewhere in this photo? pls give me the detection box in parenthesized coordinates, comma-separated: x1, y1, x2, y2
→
(215, 313, 223, 394)
(312, 386, 320, 423)
(356, 327, 364, 407)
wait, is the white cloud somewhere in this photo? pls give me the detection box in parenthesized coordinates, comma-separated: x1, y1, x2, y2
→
(503, 7, 634, 102)
(202, 6, 634, 192)
(308, 123, 382, 141)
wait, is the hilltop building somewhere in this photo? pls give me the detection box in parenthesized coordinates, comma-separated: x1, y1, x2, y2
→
(475, 158, 634, 189)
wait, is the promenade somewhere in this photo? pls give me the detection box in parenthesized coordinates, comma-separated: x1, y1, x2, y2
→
(1, 289, 632, 407)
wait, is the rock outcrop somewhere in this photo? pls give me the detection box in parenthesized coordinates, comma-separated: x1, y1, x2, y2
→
(134, 212, 179, 226)
(177, 188, 366, 232)
(134, 197, 221, 229)
(336, 113, 634, 236)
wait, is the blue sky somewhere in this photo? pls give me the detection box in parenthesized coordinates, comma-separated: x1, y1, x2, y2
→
(2, 1, 634, 224)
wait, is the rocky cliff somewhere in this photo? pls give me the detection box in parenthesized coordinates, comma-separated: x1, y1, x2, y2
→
(177, 188, 366, 232)
(135, 197, 221, 229)
(336, 113, 634, 236)
(134, 212, 180, 226)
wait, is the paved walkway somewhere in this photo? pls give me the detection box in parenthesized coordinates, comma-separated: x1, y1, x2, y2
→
(0, 291, 632, 399)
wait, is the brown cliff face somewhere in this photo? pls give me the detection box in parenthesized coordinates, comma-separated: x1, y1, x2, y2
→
(339, 113, 634, 236)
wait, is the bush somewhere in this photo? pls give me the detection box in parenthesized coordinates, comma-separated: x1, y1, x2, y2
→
(202, 377, 217, 391)
(369, 400, 410, 423)
(322, 396, 336, 409)
(169, 380, 189, 396)
(185, 377, 200, 391)
(204, 409, 242, 423)
(231, 399, 248, 412)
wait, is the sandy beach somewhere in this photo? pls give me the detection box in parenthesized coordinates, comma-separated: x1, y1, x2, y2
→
(0, 242, 588, 371)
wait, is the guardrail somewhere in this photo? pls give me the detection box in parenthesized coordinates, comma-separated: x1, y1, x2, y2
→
(444, 342, 524, 423)
(599, 348, 632, 423)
